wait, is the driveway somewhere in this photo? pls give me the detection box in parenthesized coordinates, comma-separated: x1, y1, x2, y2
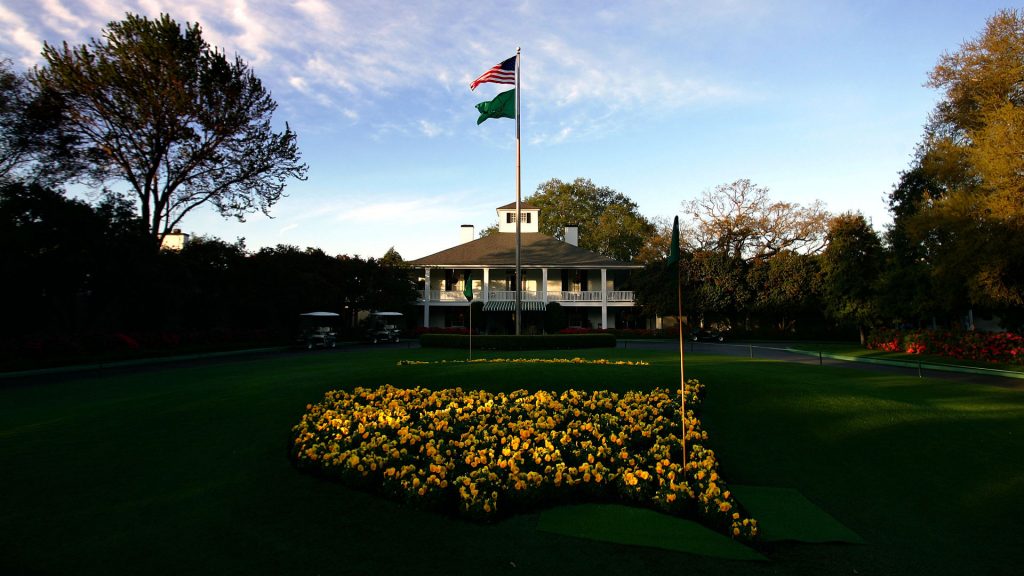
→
(618, 339, 1024, 389)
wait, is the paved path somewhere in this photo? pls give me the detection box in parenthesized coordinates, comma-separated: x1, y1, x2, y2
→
(618, 339, 1024, 389)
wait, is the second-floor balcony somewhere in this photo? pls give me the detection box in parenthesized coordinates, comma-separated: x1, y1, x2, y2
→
(421, 289, 635, 304)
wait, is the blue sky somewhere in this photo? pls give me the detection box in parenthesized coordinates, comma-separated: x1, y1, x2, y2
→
(0, 1, 1014, 260)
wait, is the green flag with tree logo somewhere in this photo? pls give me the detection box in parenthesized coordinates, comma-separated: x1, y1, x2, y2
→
(476, 89, 515, 124)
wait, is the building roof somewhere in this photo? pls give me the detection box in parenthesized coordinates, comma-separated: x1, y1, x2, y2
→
(408, 232, 641, 269)
(497, 201, 541, 210)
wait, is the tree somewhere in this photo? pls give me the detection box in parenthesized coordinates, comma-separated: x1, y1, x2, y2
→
(31, 13, 308, 249)
(524, 177, 655, 261)
(747, 250, 823, 334)
(896, 8, 1024, 312)
(820, 213, 883, 344)
(687, 250, 752, 327)
(0, 59, 30, 182)
(682, 179, 830, 262)
(0, 59, 74, 184)
(0, 181, 152, 335)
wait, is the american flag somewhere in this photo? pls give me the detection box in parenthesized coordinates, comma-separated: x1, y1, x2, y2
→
(470, 55, 516, 91)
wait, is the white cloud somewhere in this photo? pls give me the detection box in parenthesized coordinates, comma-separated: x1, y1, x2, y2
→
(223, 0, 272, 64)
(40, 0, 89, 38)
(0, 4, 44, 64)
(418, 120, 444, 138)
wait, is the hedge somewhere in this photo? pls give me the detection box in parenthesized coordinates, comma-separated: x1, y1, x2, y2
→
(420, 333, 616, 350)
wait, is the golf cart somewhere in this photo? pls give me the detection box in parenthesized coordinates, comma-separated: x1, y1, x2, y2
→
(690, 328, 727, 343)
(366, 311, 403, 344)
(296, 311, 339, 349)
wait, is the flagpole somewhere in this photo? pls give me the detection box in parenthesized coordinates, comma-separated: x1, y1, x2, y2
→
(667, 215, 686, 471)
(678, 274, 687, 471)
(514, 47, 522, 336)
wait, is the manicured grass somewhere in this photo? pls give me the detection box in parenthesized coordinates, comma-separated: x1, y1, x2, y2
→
(2, 348, 1023, 575)
(785, 342, 1024, 373)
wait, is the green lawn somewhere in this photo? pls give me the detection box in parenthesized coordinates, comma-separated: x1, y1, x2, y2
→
(785, 341, 1024, 373)
(2, 347, 1022, 575)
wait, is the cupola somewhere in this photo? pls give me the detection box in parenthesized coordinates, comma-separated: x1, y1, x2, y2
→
(496, 202, 540, 233)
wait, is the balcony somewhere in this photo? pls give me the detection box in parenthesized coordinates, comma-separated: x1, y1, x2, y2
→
(420, 290, 634, 304)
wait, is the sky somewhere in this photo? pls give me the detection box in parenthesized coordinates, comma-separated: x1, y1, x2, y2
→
(0, 0, 1016, 260)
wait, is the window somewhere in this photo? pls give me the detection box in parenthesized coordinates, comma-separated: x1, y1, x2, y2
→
(504, 212, 532, 223)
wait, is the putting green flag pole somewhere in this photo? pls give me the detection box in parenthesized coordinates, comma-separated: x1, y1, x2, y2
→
(465, 271, 474, 360)
(668, 215, 686, 469)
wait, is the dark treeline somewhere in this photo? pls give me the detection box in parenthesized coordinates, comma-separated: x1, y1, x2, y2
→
(0, 181, 415, 367)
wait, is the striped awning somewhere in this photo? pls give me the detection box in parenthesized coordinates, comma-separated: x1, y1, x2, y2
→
(482, 300, 547, 312)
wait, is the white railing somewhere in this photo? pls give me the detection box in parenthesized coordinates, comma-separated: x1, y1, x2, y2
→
(421, 289, 635, 304)
(549, 291, 603, 302)
(608, 290, 634, 302)
(426, 290, 479, 302)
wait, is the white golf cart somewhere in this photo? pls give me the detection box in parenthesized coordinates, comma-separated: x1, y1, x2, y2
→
(296, 311, 339, 349)
(366, 311, 403, 344)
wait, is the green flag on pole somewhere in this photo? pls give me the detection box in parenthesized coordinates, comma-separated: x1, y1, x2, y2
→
(464, 271, 474, 301)
(668, 215, 680, 266)
(476, 89, 515, 124)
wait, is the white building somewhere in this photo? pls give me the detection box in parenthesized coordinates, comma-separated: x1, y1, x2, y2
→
(159, 229, 190, 251)
(407, 202, 643, 334)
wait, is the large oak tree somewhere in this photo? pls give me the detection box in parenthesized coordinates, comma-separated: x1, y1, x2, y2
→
(482, 177, 656, 262)
(32, 13, 307, 248)
(682, 179, 830, 263)
(893, 8, 1024, 312)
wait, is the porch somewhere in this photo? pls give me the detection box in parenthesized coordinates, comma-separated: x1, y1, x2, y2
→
(420, 289, 636, 304)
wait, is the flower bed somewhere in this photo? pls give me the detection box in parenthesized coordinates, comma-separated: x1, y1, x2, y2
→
(868, 328, 1024, 365)
(291, 383, 758, 540)
(396, 357, 649, 366)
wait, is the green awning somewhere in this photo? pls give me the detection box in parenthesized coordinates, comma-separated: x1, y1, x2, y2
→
(482, 300, 547, 312)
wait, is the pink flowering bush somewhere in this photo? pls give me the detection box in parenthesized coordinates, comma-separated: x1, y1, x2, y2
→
(867, 328, 1024, 365)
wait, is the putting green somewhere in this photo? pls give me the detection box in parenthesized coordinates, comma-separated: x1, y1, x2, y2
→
(535, 486, 862, 559)
(536, 504, 766, 561)
(730, 485, 864, 544)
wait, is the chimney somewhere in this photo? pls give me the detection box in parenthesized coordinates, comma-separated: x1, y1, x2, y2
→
(460, 224, 475, 244)
(564, 225, 579, 246)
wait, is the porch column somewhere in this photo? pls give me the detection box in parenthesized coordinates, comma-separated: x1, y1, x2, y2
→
(423, 268, 431, 327)
(600, 268, 608, 329)
(483, 268, 490, 302)
(542, 268, 548, 304)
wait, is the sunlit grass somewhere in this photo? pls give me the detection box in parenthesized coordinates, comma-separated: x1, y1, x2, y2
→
(785, 342, 1024, 372)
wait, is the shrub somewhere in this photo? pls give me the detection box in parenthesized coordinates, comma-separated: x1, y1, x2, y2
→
(420, 333, 616, 350)
(867, 328, 1024, 365)
(544, 302, 568, 333)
